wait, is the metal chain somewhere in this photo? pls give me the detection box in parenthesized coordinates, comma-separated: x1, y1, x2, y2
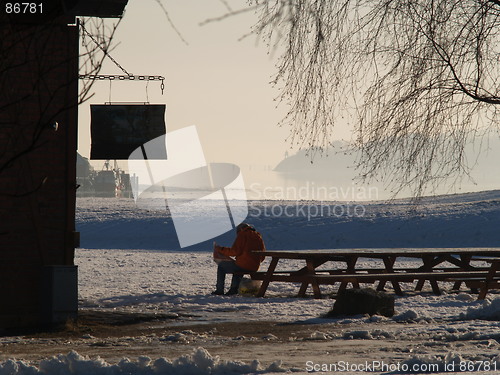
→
(79, 22, 166, 94)
(79, 74, 165, 81)
(79, 75, 166, 95)
(80, 22, 131, 76)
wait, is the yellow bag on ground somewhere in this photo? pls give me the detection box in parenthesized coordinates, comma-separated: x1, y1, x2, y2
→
(238, 277, 262, 296)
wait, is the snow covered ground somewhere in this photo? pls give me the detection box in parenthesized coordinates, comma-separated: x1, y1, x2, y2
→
(72, 248, 500, 374)
(2, 192, 500, 374)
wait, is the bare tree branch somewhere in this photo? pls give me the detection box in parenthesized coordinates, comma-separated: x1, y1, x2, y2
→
(250, 0, 500, 197)
(153, 0, 189, 45)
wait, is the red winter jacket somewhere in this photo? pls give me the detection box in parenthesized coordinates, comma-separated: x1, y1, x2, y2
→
(218, 227, 266, 271)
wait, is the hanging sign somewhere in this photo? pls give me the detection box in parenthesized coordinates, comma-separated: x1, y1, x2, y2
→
(90, 104, 167, 160)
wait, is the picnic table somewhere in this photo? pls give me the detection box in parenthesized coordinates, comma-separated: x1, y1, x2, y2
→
(250, 248, 500, 299)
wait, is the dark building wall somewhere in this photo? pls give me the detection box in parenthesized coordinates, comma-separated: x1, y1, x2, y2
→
(0, 17, 78, 329)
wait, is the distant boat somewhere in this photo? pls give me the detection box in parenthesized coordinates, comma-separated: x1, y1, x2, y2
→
(76, 154, 134, 198)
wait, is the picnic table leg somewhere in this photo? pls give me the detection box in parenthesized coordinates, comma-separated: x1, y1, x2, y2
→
(453, 255, 479, 293)
(298, 281, 308, 297)
(256, 257, 279, 298)
(420, 257, 441, 296)
(478, 285, 488, 300)
(415, 256, 430, 291)
(427, 277, 441, 295)
(478, 260, 500, 300)
(452, 255, 468, 290)
(339, 256, 359, 292)
(307, 259, 322, 298)
(439, 254, 479, 294)
(415, 255, 442, 293)
(427, 276, 441, 295)
(298, 259, 322, 298)
(297, 270, 309, 297)
(377, 256, 394, 290)
(298, 258, 329, 297)
(379, 256, 403, 296)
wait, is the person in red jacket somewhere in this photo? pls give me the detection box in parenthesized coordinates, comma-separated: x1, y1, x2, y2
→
(212, 222, 266, 295)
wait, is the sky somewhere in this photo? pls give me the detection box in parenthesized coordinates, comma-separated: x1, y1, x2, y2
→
(77, 0, 353, 170)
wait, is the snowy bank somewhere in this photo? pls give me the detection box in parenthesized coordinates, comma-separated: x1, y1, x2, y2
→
(76, 191, 500, 251)
(0, 348, 285, 375)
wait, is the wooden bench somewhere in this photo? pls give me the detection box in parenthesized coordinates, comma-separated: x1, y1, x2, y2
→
(451, 278, 500, 299)
(307, 271, 491, 296)
(238, 267, 488, 277)
(446, 258, 500, 299)
(308, 271, 490, 283)
(242, 270, 491, 298)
